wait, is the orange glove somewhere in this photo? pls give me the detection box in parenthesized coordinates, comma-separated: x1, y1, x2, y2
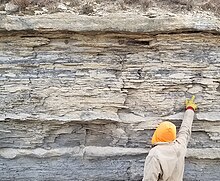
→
(185, 95, 197, 111)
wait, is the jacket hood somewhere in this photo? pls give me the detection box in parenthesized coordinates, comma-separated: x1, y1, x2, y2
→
(151, 121, 176, 145)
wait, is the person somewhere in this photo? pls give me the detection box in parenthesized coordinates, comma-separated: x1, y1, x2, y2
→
(142, 96, 197, 181)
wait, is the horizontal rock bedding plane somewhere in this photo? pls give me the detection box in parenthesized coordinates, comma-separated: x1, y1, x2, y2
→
(0, 147, 219, 160)
(0, 11, 220, 180)
(0, 12, 219, 33)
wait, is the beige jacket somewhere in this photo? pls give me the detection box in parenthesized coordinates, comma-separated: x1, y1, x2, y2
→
(143, 109, 195, 181)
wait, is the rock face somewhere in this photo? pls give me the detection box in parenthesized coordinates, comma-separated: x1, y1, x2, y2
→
(0, 12, 220, 180)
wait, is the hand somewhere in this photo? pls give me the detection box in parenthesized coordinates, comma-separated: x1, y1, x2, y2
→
(185, 95, 197, 111)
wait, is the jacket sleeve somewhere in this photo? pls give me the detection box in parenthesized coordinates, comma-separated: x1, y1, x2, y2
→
(142, 155, 161, 181)
(176, 109, 195, 147)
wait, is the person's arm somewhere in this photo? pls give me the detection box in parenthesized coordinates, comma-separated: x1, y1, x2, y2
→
(142, 155, 162, 181)
(176, 96, 197, 147)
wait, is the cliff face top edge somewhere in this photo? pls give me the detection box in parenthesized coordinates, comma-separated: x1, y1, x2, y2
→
(0, 12, 219, 33)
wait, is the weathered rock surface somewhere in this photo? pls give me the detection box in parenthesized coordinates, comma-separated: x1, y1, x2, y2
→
(0, 12, 220, 180)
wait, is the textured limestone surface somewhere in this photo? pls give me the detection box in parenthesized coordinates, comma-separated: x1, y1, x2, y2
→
(0, 12, 220, 180)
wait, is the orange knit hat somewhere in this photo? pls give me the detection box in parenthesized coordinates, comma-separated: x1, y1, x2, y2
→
(151, 121, 176, 145)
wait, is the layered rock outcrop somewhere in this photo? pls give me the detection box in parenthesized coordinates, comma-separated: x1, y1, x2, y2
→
(0, 12, 220, 180)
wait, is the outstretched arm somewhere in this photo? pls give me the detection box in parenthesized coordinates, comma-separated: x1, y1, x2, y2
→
(176, 96, 197, 147)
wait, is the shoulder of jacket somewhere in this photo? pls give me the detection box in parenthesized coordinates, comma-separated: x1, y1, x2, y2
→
(174, 139, 187, 149)
(148, 146, 160, 158)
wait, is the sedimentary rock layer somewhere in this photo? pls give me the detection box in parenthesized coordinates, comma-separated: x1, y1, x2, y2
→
(0, 13, 219, 180)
